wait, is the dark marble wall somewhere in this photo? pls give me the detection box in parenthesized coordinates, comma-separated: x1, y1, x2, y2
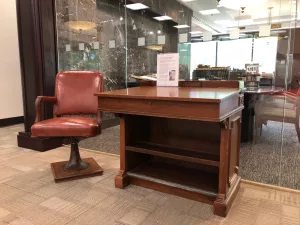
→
(55, 0, 192, 120)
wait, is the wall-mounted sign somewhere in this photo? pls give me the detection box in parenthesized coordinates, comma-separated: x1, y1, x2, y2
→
(271, 23, 282, 29)
(109, 40, 116, 49)
(245, 63, 259, 73)
(138, 37, 146, 46)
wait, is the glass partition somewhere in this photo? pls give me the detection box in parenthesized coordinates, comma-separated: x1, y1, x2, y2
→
(55, 0, 300, 190)
(217, 38, 253, 69)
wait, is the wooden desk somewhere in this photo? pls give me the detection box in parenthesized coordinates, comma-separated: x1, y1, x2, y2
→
(96, 85, 243, 217)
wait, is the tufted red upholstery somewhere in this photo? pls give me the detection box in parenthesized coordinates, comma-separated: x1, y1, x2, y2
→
(54, 71, 103, 116)
(31, 71, 103, 138)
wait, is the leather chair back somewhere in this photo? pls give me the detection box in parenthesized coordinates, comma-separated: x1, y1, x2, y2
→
(53, 71, 103, 116)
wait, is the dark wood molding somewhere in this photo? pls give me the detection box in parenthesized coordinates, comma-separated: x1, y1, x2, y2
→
(17, 132, 64, 152)
(16, 0, 60, 151)
(0, 117, 24, 127)
(102, 118, 120, 129)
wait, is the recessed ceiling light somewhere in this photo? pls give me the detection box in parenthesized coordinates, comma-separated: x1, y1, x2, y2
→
(214, 20, 231, 25)
(189, 31, 202, 34)
(125, 3, 149, 10)
(174, 25, 190, 28)
(199, 9, 220, 15)
(153, 16, 172, 21)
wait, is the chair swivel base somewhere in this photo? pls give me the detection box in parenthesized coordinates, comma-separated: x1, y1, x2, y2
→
(50, 158, 103, 183)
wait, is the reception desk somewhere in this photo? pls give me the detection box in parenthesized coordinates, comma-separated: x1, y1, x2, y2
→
(96, 81, 243, 217)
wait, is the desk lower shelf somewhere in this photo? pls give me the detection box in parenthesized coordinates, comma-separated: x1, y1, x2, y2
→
(126, 142, 220, 167)
(127, 161, 218, 202)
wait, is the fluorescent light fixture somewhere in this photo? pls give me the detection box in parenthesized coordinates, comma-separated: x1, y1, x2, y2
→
(125, 3, 149, 10)
(199, 9, 220, 15)
(220, 0, 267, 10)
(271, 30, 287, 34)
(153, 16, 172, 21)
(174, 25, 190, 28)
(182, 0, 195, 2)
(189, 31, 202, 34)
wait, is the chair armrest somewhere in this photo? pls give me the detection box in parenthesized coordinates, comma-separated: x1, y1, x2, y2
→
(35, 96, 57, 123)
(97, 111, 102, 134)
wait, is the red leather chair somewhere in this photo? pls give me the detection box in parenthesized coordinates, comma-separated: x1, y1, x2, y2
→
(32, 71, 103, 182)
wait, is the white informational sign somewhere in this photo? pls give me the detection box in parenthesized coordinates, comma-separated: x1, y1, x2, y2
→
(109, 40, 116, 49)
(138, 37, 145, 46)
(230, 28, 240, 39)
(245, 63, 259, 73)
(79, 43, 85, 51)
(157, 35, 166, 45)
(93, 42, 99, 50)
(203, 31, 212, 41)
(179, 33, 188, 43)
(259, 25, 271, 37)
(157, 53, 179, 87)
(66, 44, 71, 52)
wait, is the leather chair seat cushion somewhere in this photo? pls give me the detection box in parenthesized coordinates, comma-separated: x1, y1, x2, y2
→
(31, 116, 99, 137)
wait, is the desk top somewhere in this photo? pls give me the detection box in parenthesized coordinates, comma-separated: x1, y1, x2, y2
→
(96, 87, 240, 103)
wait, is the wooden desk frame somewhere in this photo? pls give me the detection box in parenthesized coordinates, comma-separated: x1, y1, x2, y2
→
(96, 81, 243, 217)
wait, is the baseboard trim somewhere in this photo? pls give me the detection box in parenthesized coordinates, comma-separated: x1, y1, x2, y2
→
(17, 132, 64, 152)
(241, 179, 300, 194)
(0, 116, 24, 127)
(76, 146, 120, 158)
(102, 118, 119, 129)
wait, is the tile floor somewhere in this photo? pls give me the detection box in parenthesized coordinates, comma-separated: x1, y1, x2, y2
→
(0, 124, 300, 225)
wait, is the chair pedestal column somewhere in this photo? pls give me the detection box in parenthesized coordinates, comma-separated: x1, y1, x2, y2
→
(63, 139, 89, 171)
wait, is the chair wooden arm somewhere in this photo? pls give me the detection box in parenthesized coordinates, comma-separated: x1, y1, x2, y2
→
(35, 96, 57, 123)
(97, 111, 102, 134)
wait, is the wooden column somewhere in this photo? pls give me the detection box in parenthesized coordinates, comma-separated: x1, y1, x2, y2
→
(16, 0, 64, 151)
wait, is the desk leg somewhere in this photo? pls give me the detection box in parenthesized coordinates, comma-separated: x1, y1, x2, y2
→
(115, 116, 130, 189)
(214, 117, 241, 217)
(115, 115, 148, 189)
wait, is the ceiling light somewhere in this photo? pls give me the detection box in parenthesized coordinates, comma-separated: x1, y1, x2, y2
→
(271, 30, 287, 34)
(214, 20, 232, 25)
(182, 0, 195, 2)
(65, 21, 96, 31)
(199, 9, 220, 15)
(219, 0, 267, 10)
(157, 30, 162, 34)
(125, 3, 149, 10)
(149, 31, 154, 35)
(153, 16, 172, 21)
(189, 31, 202, 34)
(146, 45, 163, 51)
(174, 25, 190, 28)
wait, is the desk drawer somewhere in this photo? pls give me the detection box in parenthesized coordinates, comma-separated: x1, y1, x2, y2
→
(98, 97, 221, 121)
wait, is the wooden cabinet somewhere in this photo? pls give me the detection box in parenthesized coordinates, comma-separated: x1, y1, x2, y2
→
(96, 81, 243, 217)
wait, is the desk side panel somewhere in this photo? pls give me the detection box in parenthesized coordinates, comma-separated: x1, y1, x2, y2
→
(98, 97, 221, 121)
(220, 94, 239, 118)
